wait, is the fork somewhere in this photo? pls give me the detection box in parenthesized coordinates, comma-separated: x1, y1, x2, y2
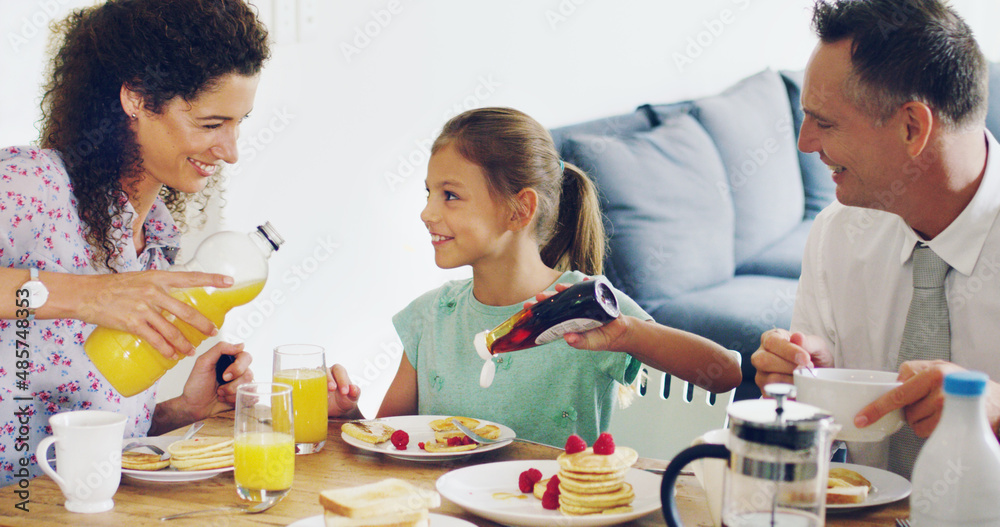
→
(448, 419, 562, 450)
(895, 519, 911, 527)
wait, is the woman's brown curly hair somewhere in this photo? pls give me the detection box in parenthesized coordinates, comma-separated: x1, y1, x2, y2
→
(39, 0, 270, 270)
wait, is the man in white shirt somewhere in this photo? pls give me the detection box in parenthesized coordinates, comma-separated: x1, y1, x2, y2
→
(752, 0, 1000, 477)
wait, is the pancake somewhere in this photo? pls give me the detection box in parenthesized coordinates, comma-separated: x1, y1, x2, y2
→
(121, 451, 169, 471)
(422, 441, 477, 453)
(557, 447, 638, 473)
(342, 421, 395, 444)
(427, 416, 480, 432)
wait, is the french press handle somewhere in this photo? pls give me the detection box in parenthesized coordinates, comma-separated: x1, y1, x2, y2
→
(659, 443, 729, 527)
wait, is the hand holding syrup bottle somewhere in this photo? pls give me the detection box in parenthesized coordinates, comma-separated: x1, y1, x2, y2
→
(473, 278, 620, 388)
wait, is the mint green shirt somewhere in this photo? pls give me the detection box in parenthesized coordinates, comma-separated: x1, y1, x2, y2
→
(392, 271, 649, 446)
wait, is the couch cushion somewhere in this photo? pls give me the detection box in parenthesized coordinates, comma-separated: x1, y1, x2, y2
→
(691, 69, 805, 267)
(563, 112, 735, 309)
(987, 62, 1000, 143)
(735, 220, 812, 278)
(650, 275, 800, 400)
(551, 108, 656, 160)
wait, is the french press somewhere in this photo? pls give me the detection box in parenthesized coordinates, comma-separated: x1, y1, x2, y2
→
(660, 384, 838, 527)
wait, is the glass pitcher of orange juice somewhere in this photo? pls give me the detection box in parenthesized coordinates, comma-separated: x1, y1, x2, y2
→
(85, 222, 284, 396)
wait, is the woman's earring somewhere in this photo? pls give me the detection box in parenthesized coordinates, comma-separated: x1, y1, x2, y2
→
(131, 113, 137, 120)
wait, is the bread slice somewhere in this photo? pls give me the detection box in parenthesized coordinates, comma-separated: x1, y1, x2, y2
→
(323, 509, 428, 527)
(826, 484, 869, 504)
(319, 478, 440, 519)
(826, 467, 872, 505)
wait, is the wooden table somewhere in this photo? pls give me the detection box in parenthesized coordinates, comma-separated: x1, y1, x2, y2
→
(0, 414, 908, 526)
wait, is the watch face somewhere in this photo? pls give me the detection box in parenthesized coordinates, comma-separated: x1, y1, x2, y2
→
(24, 281, 48, 309)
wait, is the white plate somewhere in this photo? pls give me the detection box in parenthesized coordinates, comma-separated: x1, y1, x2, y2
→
(340, 415, 515, 462)
(826, 462, 911, 513)
(120, 436, 233, 482)
(287, 513, 475, 526)
(436, 460, 662, 527)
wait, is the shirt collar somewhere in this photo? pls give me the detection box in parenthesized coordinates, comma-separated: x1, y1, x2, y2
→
(897, 130, 1000, 275)
(113, 197, 182, 266)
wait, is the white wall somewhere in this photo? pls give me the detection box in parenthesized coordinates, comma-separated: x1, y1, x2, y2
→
(3, 0, 999, 417)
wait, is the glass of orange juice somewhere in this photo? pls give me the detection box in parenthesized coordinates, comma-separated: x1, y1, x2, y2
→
(273, 344, 328, 454)
(234, 382, 295, 503)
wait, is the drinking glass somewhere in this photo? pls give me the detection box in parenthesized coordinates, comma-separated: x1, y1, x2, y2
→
(234, 382, 295, 503)
(273, 344, 328, 454)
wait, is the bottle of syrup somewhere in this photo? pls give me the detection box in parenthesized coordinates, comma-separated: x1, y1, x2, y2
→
(85, 222, 284, 397)
(473, 278, 620, 387)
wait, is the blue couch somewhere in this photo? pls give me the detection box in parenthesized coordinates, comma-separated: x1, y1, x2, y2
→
(551, 69, 825, 400)
(552, 66, 1000, 400)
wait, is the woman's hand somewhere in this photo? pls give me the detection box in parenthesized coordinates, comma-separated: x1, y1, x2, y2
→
(327, 363, 362, 418)
(148, 341, 252, 435)
(72, 270, 234, 359)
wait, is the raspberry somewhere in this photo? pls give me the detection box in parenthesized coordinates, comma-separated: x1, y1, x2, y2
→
(390, 430, 409, 450)
(541, 490, 560, 510)
(462, 435, 475, 445)
(447, 436, 463, 447)
(564, 434, 587, 454)
(593, 432, 615, 455)
(546, 474, 561, 492)
(418, 442, 426, 450)
(518, 468, 542, 493)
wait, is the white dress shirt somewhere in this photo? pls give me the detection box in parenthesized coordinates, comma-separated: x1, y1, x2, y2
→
(792, 130, 1000, 469)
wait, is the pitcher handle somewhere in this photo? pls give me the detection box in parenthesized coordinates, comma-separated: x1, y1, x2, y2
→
(661, 443, 729, 527)
(36, 436, 68, 492)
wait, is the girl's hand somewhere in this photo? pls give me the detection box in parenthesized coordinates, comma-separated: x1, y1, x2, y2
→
(74, 270, 234, 360)
(327, 363, 361, 417)
(524, 279, 630, 352)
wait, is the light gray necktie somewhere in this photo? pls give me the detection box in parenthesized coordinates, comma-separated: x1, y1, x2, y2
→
(888, 243, 951, 479)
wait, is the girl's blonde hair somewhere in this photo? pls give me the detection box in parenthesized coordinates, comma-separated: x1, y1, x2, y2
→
(432, 107, 605, 275)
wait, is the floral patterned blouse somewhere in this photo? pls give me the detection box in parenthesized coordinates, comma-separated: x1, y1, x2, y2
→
(0, 146, 181, 484)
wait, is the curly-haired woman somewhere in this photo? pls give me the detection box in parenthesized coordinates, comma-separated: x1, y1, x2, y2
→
(0, 0, 269, 483)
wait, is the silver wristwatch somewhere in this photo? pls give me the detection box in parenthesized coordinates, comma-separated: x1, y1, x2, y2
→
(19, 268, 49, 317)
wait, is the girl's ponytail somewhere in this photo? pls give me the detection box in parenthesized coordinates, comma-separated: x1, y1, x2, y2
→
(540, 162, 605, 276)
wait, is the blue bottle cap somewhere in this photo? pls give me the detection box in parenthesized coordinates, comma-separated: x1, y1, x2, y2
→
(944, 371, 989, 396)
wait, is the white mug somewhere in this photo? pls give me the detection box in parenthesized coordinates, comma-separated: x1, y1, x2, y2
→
(690, 428, 728, 527)
(36, 410, 127, 513)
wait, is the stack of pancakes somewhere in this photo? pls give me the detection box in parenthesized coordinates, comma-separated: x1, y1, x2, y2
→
(167, 437, 234, 471)
(555, 446, 639, 515)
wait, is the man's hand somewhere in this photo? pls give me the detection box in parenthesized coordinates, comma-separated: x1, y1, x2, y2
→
(751, 329, 834, 390)
(855, 360, 1000, 438)
(327, 363, 361, 418)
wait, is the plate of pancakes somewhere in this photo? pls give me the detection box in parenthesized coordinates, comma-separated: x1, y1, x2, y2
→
(120, 435, 234, 482)
(436, 456, 662, 527)
(341, 415, 515, 462)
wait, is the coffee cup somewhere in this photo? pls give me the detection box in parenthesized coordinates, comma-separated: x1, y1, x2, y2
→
(36, 410, 128, 513)
(793, 368, 904, 442)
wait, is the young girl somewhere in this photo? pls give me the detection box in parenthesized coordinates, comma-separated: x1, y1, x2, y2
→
(327, 107, 740, 445)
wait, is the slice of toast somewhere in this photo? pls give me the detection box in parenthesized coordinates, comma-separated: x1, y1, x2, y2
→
(826, 484, 869, 504)
(319, 478, 440, 519)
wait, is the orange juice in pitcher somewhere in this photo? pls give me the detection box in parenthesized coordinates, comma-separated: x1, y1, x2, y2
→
(84, 222, 284, 397)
